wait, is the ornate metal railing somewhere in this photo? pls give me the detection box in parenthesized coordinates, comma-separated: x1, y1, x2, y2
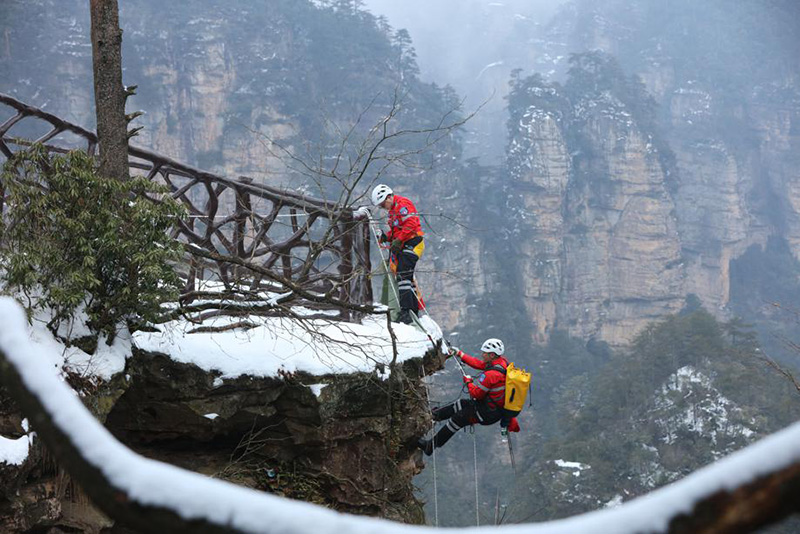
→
(0, 93, 374, 321)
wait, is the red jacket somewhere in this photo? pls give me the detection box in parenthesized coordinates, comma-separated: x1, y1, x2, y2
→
(387, 195, 422, 242)
(459, 352, 508, 409)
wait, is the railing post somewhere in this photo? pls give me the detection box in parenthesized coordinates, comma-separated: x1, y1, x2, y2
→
(350, 219, 373, 318)
(338, 219, 354, 321)
(361, 220, 373, 307)
(234, 177, 253, 283)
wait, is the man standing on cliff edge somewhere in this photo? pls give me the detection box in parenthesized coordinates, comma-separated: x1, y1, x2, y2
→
(370, 184, 425, 325)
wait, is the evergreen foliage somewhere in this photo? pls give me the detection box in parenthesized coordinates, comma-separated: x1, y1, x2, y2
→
(730, 236, 800, 366)
(565, 52, 658, 132)
(516, 307, 800, 523)
(0, 145, 185, 343)
(506, 52, 677, 193)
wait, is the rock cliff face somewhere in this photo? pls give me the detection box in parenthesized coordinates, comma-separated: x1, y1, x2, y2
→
(563, 108, 684, 344)
(0, 346, 442, 532)
(506, 75, 800, 346)
(498, 0, 800, 346)
(507, 71, 685, 346)
(667, 88, 763, 313)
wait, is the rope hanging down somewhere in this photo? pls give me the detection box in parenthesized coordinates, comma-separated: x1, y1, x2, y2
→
(365, 210, 435, 332)
(366, 213, 403, 315)
(369, 211, 442, 525)
(423, 375, 439, 527)
(472, 427, 480, 527)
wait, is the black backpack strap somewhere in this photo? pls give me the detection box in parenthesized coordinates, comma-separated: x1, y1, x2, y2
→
(486, 364, 506, 375)
(482, 364, 507, 411)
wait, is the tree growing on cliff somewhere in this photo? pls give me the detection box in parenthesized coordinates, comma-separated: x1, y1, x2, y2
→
(0, 145, 185, 344)
(89, 0, 134, 182)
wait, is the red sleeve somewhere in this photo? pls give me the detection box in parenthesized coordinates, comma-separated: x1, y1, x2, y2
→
(392, 197, 421, 242)
(460, 352, 487, 370)
(467, 380, 486, 400)
(468, 370, 501, 400)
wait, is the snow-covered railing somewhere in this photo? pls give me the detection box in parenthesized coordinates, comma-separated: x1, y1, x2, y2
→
(1, 297, 800, 533)
(0, 93, 373, 321)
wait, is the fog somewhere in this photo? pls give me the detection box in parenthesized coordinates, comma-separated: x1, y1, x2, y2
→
(362, 0, 569, 162)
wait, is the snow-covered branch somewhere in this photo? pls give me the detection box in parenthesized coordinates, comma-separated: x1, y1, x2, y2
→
(1, 297, 800, 533)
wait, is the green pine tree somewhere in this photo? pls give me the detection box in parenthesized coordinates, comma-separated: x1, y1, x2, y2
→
(1, 145, 186, 344)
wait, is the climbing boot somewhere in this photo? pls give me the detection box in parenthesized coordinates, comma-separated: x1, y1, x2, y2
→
(432, 423, 458, 449)
(397, 309, 414, 325)
(418, 422, 459, 456)
(417, 438, 433, 456)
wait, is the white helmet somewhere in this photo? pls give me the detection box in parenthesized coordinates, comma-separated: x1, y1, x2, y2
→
(480, 338, 504, 356)
(371, 184, 393, 206)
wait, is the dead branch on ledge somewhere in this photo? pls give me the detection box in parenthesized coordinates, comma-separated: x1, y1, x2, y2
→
(185, 321, 259, 334)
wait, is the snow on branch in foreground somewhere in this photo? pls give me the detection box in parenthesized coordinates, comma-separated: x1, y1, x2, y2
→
(0, 296, 800, 533)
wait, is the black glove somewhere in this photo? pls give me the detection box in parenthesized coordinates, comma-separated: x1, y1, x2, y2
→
(379, 232, 389, 244)
(447, 346, 460, 359)
(390, 239, 403, 253)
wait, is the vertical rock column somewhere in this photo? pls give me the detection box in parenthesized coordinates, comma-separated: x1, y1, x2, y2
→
(563, 107, 684, 345)
(510, 108, 570, 343)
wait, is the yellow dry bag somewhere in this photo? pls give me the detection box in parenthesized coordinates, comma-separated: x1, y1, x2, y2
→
(504, 362, 531, 413)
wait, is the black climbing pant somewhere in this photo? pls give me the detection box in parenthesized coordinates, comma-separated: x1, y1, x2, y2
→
(429, 398, 503, 450)
(395, 235, 423, 315)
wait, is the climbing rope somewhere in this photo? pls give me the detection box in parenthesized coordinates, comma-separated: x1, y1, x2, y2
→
(365, 211, 434, 329)
(366, 214, 403, 312)
(472, 426, 480, 526)
(423, 375, 440, 527)
(367, 209, 443, 526)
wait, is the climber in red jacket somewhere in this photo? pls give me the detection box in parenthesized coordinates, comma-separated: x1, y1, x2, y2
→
(371, 184, 425, 324)
(417, 338, 519, 456)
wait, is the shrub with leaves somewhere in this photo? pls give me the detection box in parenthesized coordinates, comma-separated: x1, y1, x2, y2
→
(1, 145, 186, 343)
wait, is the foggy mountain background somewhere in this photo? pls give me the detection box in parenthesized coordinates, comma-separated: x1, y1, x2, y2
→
(2, 0, 800, 531)
(363, 0, 569, 163)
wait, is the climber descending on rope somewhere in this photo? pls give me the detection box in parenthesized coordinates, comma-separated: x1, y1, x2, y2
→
(417, 338, 525, 456)
(368, 184, 425, 325)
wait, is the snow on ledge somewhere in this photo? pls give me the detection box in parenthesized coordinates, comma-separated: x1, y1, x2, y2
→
(307, 384, 327, 398)
(133, 313, 436, 379)
(2, 296, 800, 534)
(21, 308, 130, 382)
(0, 432, 33, 466)
(554, 459, 589, 471)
